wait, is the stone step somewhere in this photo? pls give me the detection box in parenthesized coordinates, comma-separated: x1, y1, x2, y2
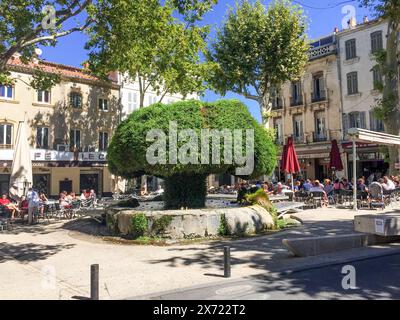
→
(282, 233, 400, 257)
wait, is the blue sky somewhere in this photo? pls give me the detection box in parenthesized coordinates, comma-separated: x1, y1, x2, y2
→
(39, 0, 371, 122)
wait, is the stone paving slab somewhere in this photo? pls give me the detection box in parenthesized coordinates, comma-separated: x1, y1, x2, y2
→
(0, 205, 399, 300)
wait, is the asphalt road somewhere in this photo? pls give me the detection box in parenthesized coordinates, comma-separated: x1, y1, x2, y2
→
(142, 253, 400, 300)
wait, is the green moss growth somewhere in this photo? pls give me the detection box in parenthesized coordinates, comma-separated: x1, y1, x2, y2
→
(130, 213, 148, 238)
(218, 214, 229, 236)
(152, 215, 173, 236)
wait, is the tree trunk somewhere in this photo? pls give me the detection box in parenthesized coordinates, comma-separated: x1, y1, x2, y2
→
(260, 91, 271, 128)
(382, 20, 400, 175)
(141, 175, 147, 194)
(163, 173, 207, 209)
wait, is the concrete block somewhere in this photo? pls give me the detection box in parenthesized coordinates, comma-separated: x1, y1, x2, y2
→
(283, 232, 400, 257)
(354, 214, 400, 236)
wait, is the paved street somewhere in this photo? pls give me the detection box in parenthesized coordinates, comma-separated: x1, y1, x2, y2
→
(1, 206, 400, 300)
(140, 253, 400, 300)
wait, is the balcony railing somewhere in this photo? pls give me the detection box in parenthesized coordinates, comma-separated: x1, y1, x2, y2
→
(290, 98, 303, 107)
(313, 130, 328, 142)
(293, 135, 304, 143)
(271, 101, 283, 111)
(275, 137, 284, 145)
(311, 90, 327, 103)
(0, 144, 13, 149)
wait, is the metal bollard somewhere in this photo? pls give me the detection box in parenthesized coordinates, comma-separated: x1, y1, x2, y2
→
(224, 246, 231, 278)
(90, 264, 99, 300)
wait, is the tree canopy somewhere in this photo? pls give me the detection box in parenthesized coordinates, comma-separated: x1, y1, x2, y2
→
(107, 99, 277, 179)
(0, 0, 216, 89)
(86, 0, 214, 106)
(207, 0, 309, 126)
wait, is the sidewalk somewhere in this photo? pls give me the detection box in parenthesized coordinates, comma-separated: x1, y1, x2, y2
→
(0, 206, 399, 300)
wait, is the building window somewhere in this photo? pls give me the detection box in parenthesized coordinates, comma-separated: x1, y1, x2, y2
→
(347, 72, 358, 95)
(349, 111, 366, 129)
(293, 114, 303, 142)
(127, 92, 138, 113)
(0, 85, 13, 99)
(0, 124, 12, 148)
(312, 73, 326, 102)
(37, 90, 50, 104)
(372, 66, 383, 90)
(371, 31, 383, 53)
(273, 118, 283, 144)
(70, 92, 83, 108)
(99, 132, 109, 151)
(291, 81, 302, 106)
(345, 39, 357, 60)
(148, 95, 158, 106)
(271, 89, 283, 110)
(369, 110, 384, 132)
(70, 129, 81, 149)
(36, 127, 49, 149)
(98, 98, 109, 111)
(314, 111, 326, 141)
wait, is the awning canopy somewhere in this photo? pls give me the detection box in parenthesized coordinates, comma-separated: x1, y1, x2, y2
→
(347, 128, 400, 146)
(347, 128, 400, 211)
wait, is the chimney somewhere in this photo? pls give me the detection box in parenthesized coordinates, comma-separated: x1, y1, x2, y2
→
(82, 61, 90, 70)
(333, 26, 339, 34)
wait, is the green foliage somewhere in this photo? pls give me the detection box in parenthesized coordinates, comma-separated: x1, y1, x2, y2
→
(207, 0, 309, 120)
(107, 99, 277, 179)
(1, 0, 215, 91)
(243, 188, 278, 229)
(152, 215, 173, 236)
(218, 214, 229, 236)
(29, 68, 61, 91)
(86, 0, 213, 104)
(130, 213, 148, 238)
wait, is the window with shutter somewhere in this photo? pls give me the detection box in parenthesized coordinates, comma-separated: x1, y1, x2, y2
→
(360, 111, 366, 129)
(371, 31, 383, 53)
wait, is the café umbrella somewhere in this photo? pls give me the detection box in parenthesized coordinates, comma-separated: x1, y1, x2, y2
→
(329, 139, 344, 177)
(281, 136, 301, 193)
(9, 120, 33, 199)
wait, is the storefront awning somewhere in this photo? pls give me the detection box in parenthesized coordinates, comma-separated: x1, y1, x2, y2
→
(347, 128, 400, 146)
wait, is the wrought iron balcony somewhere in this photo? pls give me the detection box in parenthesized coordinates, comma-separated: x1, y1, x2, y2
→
(311, 90, 327, 103)
(313, 130, 328, 142)
(290, 98, 303, 107)
(275, 136, 284, 145)
(271, 100, 283, 111)
(293, 135, 304, 143)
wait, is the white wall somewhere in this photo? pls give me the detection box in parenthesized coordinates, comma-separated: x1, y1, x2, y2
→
(338, 20, 388, 128)
(118, 73, 199, 119)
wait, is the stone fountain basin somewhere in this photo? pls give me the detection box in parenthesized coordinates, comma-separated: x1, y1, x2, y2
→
(106, 205, 274, 239)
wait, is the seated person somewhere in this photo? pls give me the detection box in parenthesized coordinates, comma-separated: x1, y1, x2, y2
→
(19, 196, 29, 221)
(38, 192, 48, 215)
(357, 178, 368, 192)
(59, 192, 72, 209)
(0, 193, 20, 220)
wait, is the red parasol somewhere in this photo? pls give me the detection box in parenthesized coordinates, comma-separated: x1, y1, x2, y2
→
(281, 136, 301, 174)
(329, 139, 344, 171)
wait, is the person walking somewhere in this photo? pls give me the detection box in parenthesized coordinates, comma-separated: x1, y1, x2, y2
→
(26, 188, 40, 224)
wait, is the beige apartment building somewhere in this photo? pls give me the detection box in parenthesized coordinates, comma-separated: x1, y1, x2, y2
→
(0, 55, 120, 197)
(337, 18, 389, 179)
(269, 33, 343, 181)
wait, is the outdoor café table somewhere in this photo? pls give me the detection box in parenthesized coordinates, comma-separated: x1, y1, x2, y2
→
(269, 195, 289, 203)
